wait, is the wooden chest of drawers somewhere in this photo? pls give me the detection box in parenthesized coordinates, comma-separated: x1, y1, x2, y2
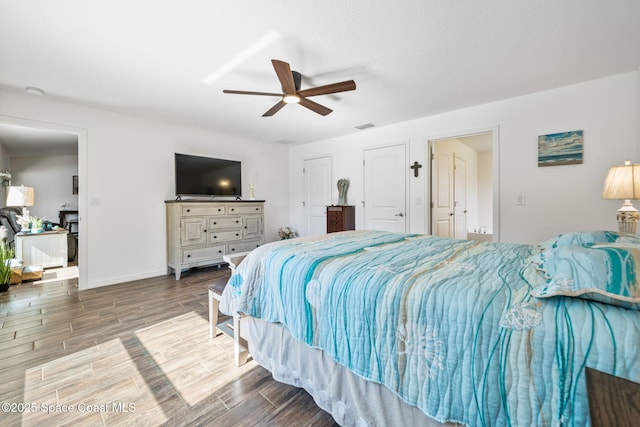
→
(326, 205, 355, 233)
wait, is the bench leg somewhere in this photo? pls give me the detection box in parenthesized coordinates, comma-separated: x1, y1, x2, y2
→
(233, 315, 249, 366)
(209, 289, 219, 339)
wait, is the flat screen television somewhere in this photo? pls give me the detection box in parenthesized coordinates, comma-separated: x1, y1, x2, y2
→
(175, 153, 242, 197)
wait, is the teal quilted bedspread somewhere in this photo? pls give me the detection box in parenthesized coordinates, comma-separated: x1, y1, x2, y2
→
(221, 230, 640, 426)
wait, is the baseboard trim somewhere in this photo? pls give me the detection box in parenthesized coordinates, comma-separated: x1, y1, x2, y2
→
(86, 269, 168, 289)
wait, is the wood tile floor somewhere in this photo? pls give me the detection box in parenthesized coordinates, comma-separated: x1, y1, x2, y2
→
(0, 266, 339, 426)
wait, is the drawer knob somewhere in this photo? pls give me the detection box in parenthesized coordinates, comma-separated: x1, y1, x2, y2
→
(235, 233, 239, 236)
(236, 220, 239, 223)
(186, 209, 190, 212)
(187, 254, 191, 258)
(213, 222, 217, 225)
(213, 236, 217, 239)
(231, 248, 236, 251)
(231, 208, 235, 212)
(255, 207, 259, 211)
(204, 229, 207, 233)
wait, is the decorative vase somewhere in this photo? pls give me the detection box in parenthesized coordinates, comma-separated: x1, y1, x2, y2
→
(337, 178, 349, 205)
(0, 282, 9, 292)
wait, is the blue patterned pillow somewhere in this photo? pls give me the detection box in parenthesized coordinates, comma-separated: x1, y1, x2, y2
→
(531, 243, 640, 310)
(535, 230, 640, 253)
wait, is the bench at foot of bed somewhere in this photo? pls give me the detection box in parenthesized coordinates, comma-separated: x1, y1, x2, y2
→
(208, 252, 251, 366)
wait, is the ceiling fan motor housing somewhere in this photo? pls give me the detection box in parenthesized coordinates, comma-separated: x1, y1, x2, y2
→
(289, 70, 302, 92)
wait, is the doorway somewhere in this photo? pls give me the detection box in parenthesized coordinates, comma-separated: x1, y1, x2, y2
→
(429, 129, 499, 241)
(303, 155, 333, 236)
(0, 115, 87, 289)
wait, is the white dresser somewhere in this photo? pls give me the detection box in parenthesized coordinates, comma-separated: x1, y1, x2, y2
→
(165, 200, 264, 279)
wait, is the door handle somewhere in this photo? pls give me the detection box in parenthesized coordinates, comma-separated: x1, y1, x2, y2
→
(449, 213, 454, 216)
(395, 213, 404, 217)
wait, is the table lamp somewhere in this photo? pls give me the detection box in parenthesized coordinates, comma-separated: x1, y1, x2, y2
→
(602, 160, 640, 233)
(6, 185, 35, 231)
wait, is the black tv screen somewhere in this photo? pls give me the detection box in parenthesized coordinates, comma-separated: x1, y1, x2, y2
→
(175, 153, 242, 197)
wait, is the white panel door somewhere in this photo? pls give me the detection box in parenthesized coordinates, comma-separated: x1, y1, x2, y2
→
(454, 155, 467, 239)
(363, 144, 406, 232)
(304, 156, 333, 236)
(431, 144, 454, 238)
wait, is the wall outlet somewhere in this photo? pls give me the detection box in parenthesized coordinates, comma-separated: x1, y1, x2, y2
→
(516, 194, 526, 205)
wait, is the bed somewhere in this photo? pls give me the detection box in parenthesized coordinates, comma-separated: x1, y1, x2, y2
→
(219, 230, 640, 426)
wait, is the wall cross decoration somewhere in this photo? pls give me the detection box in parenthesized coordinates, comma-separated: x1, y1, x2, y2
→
(410, 161, 423, 177)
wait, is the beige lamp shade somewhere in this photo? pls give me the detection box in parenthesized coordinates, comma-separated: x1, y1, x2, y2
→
(602, 160, 640, 233)
(6, 185, 35, 207)
(602, 160, 640, 200)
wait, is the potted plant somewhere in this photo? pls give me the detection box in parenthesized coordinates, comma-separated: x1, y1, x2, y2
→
(0, 227, 15, 292)
(31, 217, 44, 233)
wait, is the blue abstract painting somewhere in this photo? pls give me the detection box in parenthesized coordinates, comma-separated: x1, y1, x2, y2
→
(538, 130, 583, 167)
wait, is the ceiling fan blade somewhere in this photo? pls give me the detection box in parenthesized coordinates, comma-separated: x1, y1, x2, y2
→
(272, 59, 297, 94)
(262, 100, 287, 117)
(223, 89, 283, 97)
(297, 80, 356, 97)
(298, 97, 332, 116)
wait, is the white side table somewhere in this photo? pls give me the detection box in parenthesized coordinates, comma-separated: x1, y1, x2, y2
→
(15, 230, 69, 268)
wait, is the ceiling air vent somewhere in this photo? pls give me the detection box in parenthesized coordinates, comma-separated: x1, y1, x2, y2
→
(355, 123, 374, 130)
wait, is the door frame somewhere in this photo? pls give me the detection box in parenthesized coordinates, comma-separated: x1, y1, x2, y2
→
(426, 126, 500, 242)
(0, 114, 88, 289)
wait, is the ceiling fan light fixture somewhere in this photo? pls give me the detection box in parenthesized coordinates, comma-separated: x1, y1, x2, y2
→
(283, 94, 300, 104)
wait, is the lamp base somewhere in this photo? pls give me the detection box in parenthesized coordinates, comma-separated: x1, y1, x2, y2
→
(616, 201, 640, 234)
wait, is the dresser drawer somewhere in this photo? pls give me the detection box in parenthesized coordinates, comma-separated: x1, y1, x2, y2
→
(182, 204, 225, 216)
(209, 216, 242, 228)
(182, 245, 225, 263)
(210, 230, 242, 242)
(227, 204, 263, 215)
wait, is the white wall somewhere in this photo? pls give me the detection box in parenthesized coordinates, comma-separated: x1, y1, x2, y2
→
(289, 71, 639, 244)
(0, 89, 289, 288)
(10, 154, 78, 223)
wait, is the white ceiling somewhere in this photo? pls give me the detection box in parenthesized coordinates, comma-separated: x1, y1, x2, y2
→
(1, 0, 639, 151)
(0, 123, 78, 156)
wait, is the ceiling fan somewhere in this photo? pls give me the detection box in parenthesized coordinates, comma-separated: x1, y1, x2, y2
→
(223, 59, 356, 117)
